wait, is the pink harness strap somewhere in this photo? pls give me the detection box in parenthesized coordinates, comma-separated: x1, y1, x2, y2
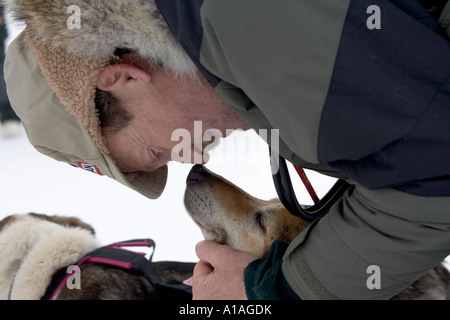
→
(44, 239, 158, 300)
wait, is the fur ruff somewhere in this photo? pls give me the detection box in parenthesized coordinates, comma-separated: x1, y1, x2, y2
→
(0, 214, 100, 300)
(3, 0, 197, 153)
(3, 0, 197, 77)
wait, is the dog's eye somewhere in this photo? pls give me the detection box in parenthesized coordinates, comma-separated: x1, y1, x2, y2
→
(255, 212, 266, 233)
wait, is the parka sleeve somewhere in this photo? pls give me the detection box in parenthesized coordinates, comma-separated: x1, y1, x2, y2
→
(244, 240, 300, 300)
(243, 184, 450, 300)
(282, 183, 450, 299)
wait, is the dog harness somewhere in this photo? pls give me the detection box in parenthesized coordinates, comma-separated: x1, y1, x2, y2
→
(41, 239, 192, 300)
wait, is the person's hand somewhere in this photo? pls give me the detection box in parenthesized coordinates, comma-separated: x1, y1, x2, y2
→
(193, 240, 259, 300)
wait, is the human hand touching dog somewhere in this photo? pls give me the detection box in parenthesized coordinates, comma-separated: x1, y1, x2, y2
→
(193, 240, 259, 300)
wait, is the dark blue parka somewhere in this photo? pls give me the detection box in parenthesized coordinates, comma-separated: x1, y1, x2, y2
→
(154, 0, 450, 299)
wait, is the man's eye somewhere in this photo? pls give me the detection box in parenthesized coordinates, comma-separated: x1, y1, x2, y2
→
(152, 150, 162, 159)
(148, 148, 162, 160)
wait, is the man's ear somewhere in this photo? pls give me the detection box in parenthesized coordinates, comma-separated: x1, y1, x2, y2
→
(96, 63, 152, 92)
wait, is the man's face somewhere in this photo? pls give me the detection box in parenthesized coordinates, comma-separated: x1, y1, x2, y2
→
(97, 58, 249, 173)
(102, 115, 179, 173)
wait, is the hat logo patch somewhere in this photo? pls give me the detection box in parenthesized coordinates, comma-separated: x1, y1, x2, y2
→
(77, 162, 102, 175)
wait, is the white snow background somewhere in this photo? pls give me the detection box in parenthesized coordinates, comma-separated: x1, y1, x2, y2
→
(1, 21, 448, 270)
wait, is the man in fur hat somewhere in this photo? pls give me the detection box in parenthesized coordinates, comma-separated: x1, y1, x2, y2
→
(3, 0, 450, 300)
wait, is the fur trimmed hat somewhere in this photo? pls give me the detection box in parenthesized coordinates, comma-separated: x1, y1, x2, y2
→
(3, 0, 197, 199)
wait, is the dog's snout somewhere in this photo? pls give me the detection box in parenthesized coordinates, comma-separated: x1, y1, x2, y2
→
(187, 165, 209, 184)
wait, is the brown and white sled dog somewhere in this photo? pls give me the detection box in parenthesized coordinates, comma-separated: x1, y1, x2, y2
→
(0, 213, 194, 300)
(184, 165, 450, 300)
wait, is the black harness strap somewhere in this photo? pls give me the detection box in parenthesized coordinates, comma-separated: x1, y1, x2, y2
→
(41, 239, 192, 300)
(86, 246, 192, 293)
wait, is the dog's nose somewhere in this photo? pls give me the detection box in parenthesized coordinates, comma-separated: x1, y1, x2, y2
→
(187, 165, 209, 183)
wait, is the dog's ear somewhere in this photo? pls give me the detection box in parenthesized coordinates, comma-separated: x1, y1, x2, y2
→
(29, 213, 96, 235)
(0, 215, 18, 233)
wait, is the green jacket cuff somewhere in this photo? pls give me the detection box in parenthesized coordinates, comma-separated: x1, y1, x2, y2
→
(244, 240, 301, 300)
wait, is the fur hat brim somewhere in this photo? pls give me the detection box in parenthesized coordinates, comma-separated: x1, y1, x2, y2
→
(5, 31, 168, 199)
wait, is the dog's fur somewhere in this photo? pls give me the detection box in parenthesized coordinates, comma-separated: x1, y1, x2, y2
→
(0, 213, 194, 300)
(184, 165, 450, 300)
